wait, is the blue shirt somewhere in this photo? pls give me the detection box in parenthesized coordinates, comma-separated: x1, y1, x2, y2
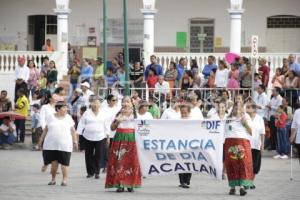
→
(105, 75, 119, 88)
(144, 63, 163, 79)
(176, 64, 185, 80)
(202, 63, 218, 79)
(80, 65, 94, 81)
(117, 71, 126, 87)
(290, 62, 300, 75)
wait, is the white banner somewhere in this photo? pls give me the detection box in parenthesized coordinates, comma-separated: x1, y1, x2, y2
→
(135, 120, 224, 179)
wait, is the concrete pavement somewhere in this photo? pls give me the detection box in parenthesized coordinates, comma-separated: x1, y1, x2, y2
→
(0, 149, 299, 200)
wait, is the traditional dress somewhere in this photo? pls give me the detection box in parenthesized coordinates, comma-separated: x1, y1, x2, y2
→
(224, 116, 254, 188)
(105, 116, 141, 189)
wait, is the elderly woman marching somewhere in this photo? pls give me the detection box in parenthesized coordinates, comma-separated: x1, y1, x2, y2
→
(77, 96, 110, 179)
(38, 101, 77, 186)
(224, 103, 254, 196)
(105, 96, 141, 192)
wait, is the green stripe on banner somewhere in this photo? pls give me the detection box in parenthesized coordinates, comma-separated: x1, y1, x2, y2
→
(113, 132, 136, 142)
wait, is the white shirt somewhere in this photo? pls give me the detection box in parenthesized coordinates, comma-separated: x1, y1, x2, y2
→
(15, 65, 29, 82)
(225, 115, 253, 140)
(269, 95, 282, 117)
(81, 90, 94, 106)
(210, 113, 228, 143)
(207, 107, 217, 118)
(154, 81, 170, 94)
(0, 122, 16, 137)
(249, 114, 265, 150)
(137, 112, 154, 120)
(40, 104, 56, 129)
(291, 109, 300, 144)
(190, 107, 204, 120)
(215, 68, 229, 88)
(161, 108, 181, 119)
(101, 105, 120, 138)
(43, 114, 74, 152)
(77, 109, 110, 141)
(253, 91, 269, 118)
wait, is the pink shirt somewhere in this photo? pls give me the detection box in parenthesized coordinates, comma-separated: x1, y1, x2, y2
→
(28, 67, 40, 87)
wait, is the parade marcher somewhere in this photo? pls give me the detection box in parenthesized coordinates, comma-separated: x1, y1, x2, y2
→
(178, 104, 192, 188)
(77, 97, 110, 179)
(38, 102, 77, 186)
(105, 96, 141, 192)
(289, 105, 300, 164)
(224, 103, 253, 196)
(246, 103, 265, 189)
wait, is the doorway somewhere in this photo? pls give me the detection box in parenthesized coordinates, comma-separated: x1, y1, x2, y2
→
(27, 15, 57, 51)
(189, 18, 215, 53)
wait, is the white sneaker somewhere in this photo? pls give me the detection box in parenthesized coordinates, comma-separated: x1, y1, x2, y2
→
(280, 155, 288, 159)
(273, 154, 281, 159)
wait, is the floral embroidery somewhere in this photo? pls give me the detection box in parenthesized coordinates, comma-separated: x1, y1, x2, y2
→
(228, 145, 245, 160)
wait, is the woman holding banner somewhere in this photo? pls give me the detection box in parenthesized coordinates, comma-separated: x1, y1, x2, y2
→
(224, 103, 253, 196)
(105, 96, 141, 192)
(178, 104, 192, 188)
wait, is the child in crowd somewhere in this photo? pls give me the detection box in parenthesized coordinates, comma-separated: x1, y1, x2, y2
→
(0, 116, 16, 149)
(227, 63, 240, 89)
(31, 104, 42, 150)
(37, 71, 47, 96)
(254, 73, 262, 89)
(274, 105, 289, 159)
(207, 68, 217, 88)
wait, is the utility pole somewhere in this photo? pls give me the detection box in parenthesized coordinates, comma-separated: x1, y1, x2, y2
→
(103, 0, 108, 74)
(123, 0, 130, 95)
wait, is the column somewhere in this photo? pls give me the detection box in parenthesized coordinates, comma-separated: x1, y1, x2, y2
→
(54, 0, 71, 77)
(228, 0, 244, 54)
(141, 0, 157, 65)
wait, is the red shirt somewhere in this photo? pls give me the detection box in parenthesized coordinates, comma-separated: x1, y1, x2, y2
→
(259, 65, 270, 87)
(275, 113, 288, 128)
(147, 75, 158, 88)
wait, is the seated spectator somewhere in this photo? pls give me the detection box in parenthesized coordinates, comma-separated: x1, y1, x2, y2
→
(0, 116, 16, 149)
(161, 98, 181, 119)
(188, 94, 204, 120)
(0, 90, 12, 112)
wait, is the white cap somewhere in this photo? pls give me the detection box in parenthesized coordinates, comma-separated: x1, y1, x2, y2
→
(80, 82, 90, 89)
(74, 88, 82, 93)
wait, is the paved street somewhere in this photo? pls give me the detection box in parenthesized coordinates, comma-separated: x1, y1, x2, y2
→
(0, 149, 299, 200)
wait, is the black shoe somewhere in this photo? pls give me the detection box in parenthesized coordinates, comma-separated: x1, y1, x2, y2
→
(229, 188, 235, 195)
(95, 174, 100, 179)
(244, 186, 249, 190)
(116, 188, 124, 192)
(61, 182, 67, 186)
(127, 188, 134, 192)
(240, 188, 247, 196)
(181, 183, 190, 188)
(250, 185, 256, 190)
(86, 174, 94, 178)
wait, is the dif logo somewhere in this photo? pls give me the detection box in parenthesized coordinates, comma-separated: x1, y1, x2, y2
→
(201, 120, 221, 132)
(137, 120, 151, 136)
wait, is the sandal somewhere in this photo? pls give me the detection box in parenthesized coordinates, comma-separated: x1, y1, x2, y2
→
(240, 188, 247, 196)
(229, 188, 235, 195)
(127, 188, 134, 192)
(48, 181, 56, 185)
(41, 165, 48, 172)
(116, 188, 124, 192)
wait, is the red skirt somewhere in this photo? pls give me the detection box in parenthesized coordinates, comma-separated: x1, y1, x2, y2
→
(224, 138, 254, 187)
(105, 128, 142, 189)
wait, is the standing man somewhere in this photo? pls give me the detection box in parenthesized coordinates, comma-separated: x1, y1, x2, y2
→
(178, 104, 192, 188)
(246, 103, 265, 189)
(253, 85, 269, 119)
(154, 76, 170, 108)
(130, 61, 145, 96)
(144, 55, 163, 81)
(14, 89, 29, 143)
(258, 58, 270, 88)
(15, 56, 29, 102)
(42, 39, 55, 52)
(202, 55, 218, 81)
(288, 54, 300, 75)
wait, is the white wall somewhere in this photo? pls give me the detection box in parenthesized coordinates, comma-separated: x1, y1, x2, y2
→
(0, 0, 300, 51)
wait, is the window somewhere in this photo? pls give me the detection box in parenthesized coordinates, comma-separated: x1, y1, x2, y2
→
(267, 15, 300, 28)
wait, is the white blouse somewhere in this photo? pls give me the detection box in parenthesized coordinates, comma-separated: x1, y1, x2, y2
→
(225, 115, 253, 141)
(77, 109, 110, 141)
(43, 114, 75, 152)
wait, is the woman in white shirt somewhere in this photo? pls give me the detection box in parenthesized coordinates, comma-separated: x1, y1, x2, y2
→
(224, 103, 253, 196)
(215, 60, 229, 88)
(189, 94, 204, 120)
(290, 107, 300, 165)
(38, 101, 77, 186)
(77, 97, 110, 179)
(137, 100, 154, 120)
